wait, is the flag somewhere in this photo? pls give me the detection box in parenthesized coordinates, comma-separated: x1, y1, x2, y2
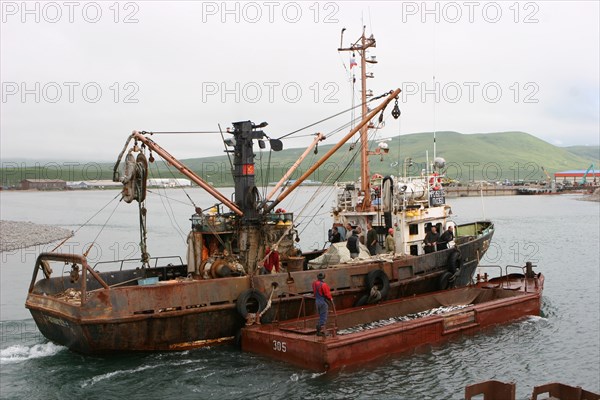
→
(350, 57, 357, 69)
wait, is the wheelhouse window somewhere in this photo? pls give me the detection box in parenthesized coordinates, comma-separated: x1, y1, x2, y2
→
(409, 224, 419, 235)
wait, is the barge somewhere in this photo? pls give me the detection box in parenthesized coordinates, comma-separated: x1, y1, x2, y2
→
(241, 266, 544, 371)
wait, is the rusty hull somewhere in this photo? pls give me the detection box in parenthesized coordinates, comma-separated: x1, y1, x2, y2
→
(25, 224, 493, 354)
(241, 274, 544, 372)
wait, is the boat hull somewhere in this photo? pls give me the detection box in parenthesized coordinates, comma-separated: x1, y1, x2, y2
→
(242, 274, 544, 371)
(25, 222, 493, 354)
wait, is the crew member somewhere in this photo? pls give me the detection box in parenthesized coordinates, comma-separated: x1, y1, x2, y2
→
(385, 228, 395, 254)
(423, 226, 440, 254)
(262, 246, 280, 274)
(438, 225, 454, 250)
(312, 272, 333, 336)
(366, 222, 377, 255)
(346, 230, 360, 258)
(329, 226, 341, 244)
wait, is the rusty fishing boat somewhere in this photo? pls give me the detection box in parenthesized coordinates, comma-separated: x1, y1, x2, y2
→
(242, 265, 544, 372)
(25, 29, 494, 354)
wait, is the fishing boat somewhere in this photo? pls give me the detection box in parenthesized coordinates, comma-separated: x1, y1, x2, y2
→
(241, 265, 544, 372)
(25, 28, 494, 354)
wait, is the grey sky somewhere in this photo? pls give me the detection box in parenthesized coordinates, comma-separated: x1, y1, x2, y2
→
(1, 1, 599, 162)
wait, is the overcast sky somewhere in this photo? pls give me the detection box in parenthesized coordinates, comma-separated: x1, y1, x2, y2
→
(1, 0, 599, 162)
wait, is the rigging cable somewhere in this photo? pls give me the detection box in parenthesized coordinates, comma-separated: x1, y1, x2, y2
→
(276, 91, 391, 141)
(51, 192, 122, 252)
(83, 197, 123, 258)
(150, 160, 188, 243)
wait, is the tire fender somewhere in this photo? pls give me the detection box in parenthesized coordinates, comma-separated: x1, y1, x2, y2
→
(365, 269, 390, 301)
(438, 271, 453, 290)
(236, 289, 273, 323)
(447, 249, 463, 275)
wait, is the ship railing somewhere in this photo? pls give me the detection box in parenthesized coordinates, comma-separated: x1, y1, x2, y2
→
(28, 252, 109, 305)
(92, 256, 184, 272)
(476, 264, 533, 291)
(274, 290, 338, 337)
(475, 264, 504, 281)
(505, 265, 531, 291)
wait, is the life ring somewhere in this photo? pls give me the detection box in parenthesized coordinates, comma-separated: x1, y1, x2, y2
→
(236, 289, 273, 323)
(365, 269, 390, 301)
(447, 249, 463, 275)
(429, 173, 442, 191)
(438, 271, 453, 290)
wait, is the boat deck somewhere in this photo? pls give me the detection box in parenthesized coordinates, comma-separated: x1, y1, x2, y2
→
(242, 273, 544, 371)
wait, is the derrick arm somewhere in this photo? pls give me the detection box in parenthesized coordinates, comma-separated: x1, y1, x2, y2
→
(265, 88, 401, 213)
(114, 131, 244, 216)
(265, 133, 325, 201)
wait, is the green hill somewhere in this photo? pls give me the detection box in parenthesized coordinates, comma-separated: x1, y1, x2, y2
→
(178, 131, 598, 185)
(2, 131, 598, 186)
(563, 145, 599, 164)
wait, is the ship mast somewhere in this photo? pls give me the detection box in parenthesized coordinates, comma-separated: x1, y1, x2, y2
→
(338, 26, 377, 210)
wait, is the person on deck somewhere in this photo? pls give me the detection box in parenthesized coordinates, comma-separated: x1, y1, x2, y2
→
(356, 226, 365, 245)
(438, 225, 454, 250)
(262, 246, 280, 274)
(423, 226, 440, 254)
(312, 272, 333, 336)
(366, 222, 377, 255)
(346, 230, 360, 258)
(329, 227, 341, 244)
(385, 228, 395, 254)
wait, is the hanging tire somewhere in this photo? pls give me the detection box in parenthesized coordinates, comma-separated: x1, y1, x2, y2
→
(365, 270, 390, 300)
(447, 249, 463, 275)
(438, 272, 453, 290)
(236, 289, 271, 323)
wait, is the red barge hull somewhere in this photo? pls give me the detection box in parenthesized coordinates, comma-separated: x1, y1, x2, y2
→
(241, 273, 544, 371)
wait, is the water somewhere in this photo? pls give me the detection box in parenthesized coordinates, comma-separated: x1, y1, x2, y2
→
(1, 189, 599, 399)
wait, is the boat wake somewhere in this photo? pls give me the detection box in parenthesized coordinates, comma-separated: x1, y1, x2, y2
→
(81, 364, 162, 388)
(0, 342, 65, 364)
(523, 315, 548, 323)
(290, 371, 327, 382)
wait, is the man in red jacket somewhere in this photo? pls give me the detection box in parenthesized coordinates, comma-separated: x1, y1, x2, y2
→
(312, 272, 333, 336)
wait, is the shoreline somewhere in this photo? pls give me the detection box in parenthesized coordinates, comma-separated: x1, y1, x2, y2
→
(0, 220, 73, 253)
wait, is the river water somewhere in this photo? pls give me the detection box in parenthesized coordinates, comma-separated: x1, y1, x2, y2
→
(1, 189, 598, 399)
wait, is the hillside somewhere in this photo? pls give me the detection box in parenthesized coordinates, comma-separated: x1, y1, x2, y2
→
(563, 145, 599, 164)
(1, 131, 598, 186)
(177, 131, 598, 185)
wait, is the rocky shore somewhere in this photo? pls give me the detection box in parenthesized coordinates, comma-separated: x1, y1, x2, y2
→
(579, 188, 600, 202)
(0, 220, 73, 252)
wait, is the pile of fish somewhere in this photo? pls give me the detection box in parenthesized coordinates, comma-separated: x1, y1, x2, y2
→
(336, 304, 473, 335)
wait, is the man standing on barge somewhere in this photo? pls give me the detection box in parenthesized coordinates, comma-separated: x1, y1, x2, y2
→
(313, 272, 333, 336)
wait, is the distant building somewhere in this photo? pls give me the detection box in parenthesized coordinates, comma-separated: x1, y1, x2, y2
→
(21, 179, 66, 190)
(66, 180, 122, 189)
(554, 170, 599, 184)
(147, 178, 192, 188)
